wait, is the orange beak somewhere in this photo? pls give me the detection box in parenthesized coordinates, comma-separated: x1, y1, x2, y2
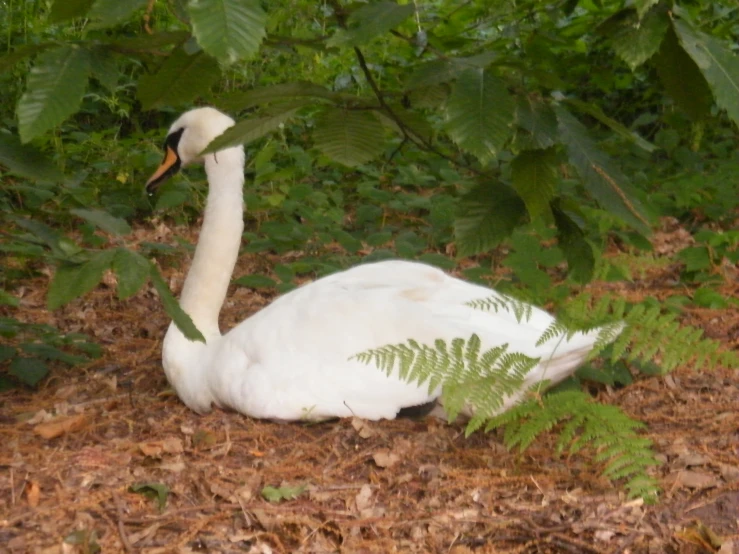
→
(146, 145, 181, 194)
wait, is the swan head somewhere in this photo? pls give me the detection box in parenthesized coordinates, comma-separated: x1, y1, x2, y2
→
(146, 107, 236, 194)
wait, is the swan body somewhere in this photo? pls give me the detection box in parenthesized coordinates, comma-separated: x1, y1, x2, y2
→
(146, 107, 610, 421)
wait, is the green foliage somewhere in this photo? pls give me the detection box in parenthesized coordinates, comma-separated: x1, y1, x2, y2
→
(487, 390, 660, 500)
(541, 293, 739, 372)
(189, 0, 267, 65)
(129, 482, 170, 512)
(17, 46, 91, 142)
(0, 318, 100, 389)
(261, 483, 307, 503)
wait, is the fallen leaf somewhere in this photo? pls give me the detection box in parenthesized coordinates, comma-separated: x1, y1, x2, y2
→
(351, 417, 375, 439)
(34, 413, 88, 439)
(372, 449, 400, 468)
(139, 437, 183, 457)
(355, 484, 373, 513)
(719, 464, 739, 483)
(26, 480, 40, 507)
(675, 470, 718, 490)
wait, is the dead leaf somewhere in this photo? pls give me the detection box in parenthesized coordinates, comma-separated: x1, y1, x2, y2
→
(34, 413, 88, 439)
(355, 484, 373, 513)
(372, 449, 400, 468)
(351, 417, 375, 439)
(26, 480, 40, 507)
(139, 437, 183, 457)
(719, 464, 739, 483)
(675, 470, 718, 490)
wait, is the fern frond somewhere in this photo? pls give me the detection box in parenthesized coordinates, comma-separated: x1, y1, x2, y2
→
(466, 294, 533, 323)
(485, 390, 660, 500)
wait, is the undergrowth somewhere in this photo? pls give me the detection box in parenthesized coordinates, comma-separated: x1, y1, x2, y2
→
(355, 293, 738, 501)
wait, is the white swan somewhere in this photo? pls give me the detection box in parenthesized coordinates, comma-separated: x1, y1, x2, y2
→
(146, 107, 611, 422)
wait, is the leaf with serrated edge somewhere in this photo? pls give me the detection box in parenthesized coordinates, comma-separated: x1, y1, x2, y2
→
(552, 204, 595, 284)
(88, 0, 148, 27)
(17, 46, 91, 143)
(634, 0, 659, 20)
(611, 10, 669, 70)
(188, 0, 266, 64)
(565, 99, 655, 152)
(445, 68, 514, 164)
(149, 264, 205, 342)
(313, 108, 385, 167)
(47, 250, 116, 310)
(654, 28, 713, 121)
(138, 48, 221, 110)
(70, 208, 131, 236)
(328, 2, 414, 47)
(0, 134, 63, 181)
(217, 82, 336, 112)
(516, 98, 558, 149)
(511, 148, 558, 221)
(112, 249, 151, 300)
(454, 182, 526, 257)
(674, 20, 739, 127)
(554, 105, 651, 235)
(202, 103, 308, 154)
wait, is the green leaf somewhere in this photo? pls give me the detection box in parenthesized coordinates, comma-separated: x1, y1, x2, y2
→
(9, 357, 49, 386)
(611, 10, 669, 70)
(20, 343, 86, 365)
(17, 46, 91, 143)
(417, 253, 456, 270)
(0, 133, 63, 181)
(511, 148, 558, 221)
(88, 0, 148, 27)
(112, 249, 151, 300)
(692, 287, 729, 309)
(261, 484, 306, 503)
(677, 246, 711, 272)
(234, 274, 277, 289)
(674, 19, 739, 127)
(70, 209, 131, 236)
(149, 264, 205, 342)
(0, 290, 19, 307)
(515, 98, 558, 150)
(313, 107, 385, 167)
(188, 0, 266, 64)
(129, 483, 169, 512)
(107, 31, 190, 52)
(0, 43, 57, 72)
(554, 105, 651, 235)
(577, 361, 633, 386)
(49, 0, 95, 22)
(654, 28, 713, 121)
(564, 99, 656, 152)
(0, 345, 16, 363)
(406, 53, 497, 89)
(445, 68, 514, 164)
(454, 182, 526, 257)
(201, 102, 308, 154)
(48, 250, 117, 310)
(89, 47, 119, 92)
(552, 205, 595, 284)
(634, 0, 659, 20)
(138, 48, 221, 110)
(218, 81, 337, 112)
(328, 2, 415, 47)
(333, 230, 363, 253)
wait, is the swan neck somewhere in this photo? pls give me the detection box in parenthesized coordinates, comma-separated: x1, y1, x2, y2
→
(176, 147, 245, 340)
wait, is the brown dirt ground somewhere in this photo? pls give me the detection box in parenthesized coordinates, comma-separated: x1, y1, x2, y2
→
(1, 218, 738, 554)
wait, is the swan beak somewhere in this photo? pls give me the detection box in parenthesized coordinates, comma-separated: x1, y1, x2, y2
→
(146, 145, 181, 195)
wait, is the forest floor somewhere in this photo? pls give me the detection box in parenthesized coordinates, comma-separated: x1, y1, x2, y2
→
(1, 218, 738, 554)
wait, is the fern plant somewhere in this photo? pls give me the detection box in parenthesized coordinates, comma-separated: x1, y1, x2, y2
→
(354, 293, 738, 501)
